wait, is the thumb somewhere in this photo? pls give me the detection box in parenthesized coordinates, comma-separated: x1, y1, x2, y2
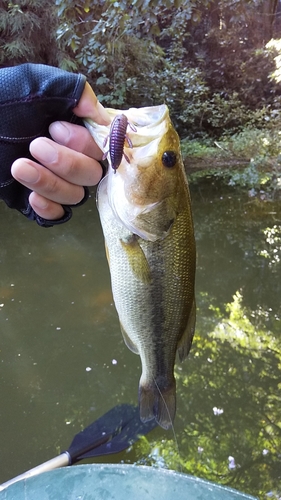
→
(73, 82, 110, 125)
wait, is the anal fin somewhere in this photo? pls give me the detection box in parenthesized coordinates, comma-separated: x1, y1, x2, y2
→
(120, 322, 139, 355)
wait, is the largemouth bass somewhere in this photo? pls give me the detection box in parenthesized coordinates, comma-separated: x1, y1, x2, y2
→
(85, 105, 196, 430)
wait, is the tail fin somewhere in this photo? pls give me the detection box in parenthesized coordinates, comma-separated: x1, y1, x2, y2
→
(139, 378, 176, 430)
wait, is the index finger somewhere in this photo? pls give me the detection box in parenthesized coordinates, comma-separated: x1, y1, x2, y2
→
(73, 82, 110, 126)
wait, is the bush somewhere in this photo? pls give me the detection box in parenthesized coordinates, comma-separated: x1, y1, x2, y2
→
(221, 128, 281, 159)
(0, 0, 59, 67)
(55, 2, 281, 138)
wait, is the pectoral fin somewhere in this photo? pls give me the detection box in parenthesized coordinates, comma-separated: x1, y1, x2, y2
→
(120, 235, 151, 283)
(120, 322, 139, 354)
(177, 298, 196, 362)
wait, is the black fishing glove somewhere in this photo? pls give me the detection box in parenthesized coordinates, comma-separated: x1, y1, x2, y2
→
(0, 63, 87, 227)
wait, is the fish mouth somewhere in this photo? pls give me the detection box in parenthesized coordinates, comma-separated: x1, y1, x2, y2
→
(93, 103, 177, 241)
(84, 104, 169, 154)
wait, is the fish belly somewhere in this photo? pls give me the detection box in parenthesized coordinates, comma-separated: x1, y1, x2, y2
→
(98, 179, 196, 430)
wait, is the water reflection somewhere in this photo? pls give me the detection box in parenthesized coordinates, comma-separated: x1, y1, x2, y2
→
(0, 182, 280, 499)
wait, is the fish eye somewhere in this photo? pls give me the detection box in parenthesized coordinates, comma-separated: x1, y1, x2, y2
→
(162, 150, 177, 168)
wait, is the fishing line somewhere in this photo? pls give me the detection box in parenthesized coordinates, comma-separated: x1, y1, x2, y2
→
(152, 376, 182, 473)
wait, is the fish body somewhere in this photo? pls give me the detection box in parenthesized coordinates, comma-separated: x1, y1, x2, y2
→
(85, 105, 196, 429)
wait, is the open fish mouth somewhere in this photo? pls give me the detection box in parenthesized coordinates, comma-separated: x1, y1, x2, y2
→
(84, 104, 169, 155)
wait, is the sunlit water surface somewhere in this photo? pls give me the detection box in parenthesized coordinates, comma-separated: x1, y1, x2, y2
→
(0, 181, 280, 499)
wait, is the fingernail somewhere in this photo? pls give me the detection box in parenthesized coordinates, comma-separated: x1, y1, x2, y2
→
(49, 121, 71, 144)
(30, 138, 58, 164)
(16, 164, 39, 184)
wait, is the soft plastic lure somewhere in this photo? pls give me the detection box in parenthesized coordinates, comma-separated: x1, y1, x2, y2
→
(103, 114, 137, 172)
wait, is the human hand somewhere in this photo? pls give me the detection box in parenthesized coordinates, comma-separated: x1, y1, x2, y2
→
(11, 83, 110, 221)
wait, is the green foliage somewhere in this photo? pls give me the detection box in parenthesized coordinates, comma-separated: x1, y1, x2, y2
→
(266, 38, 281, 84)
(181, 138, 218, 158)
(1, 0, 281, 138)
(55, 0, 169, 105)
(217, 129, 281, 194)
(0, 0, 59, 66)
(176, 91, 252, 138)
(54, 0, 281, 138)
(185, 127, 281, 197)
(259, 225, 281, 267)
(223, 129, 281, 159)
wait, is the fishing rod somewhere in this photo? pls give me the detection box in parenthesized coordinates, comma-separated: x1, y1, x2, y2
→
(0, 403, 157, 492)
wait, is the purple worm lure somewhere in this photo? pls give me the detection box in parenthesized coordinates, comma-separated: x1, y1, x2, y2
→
(103, 114, 137, 172)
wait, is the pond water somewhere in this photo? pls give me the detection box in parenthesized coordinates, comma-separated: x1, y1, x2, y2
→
(0, 179, 280, 499)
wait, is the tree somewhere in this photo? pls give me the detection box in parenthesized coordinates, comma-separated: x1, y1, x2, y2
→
(0, 0, 59, 67)
(55, 0, 281, 137)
